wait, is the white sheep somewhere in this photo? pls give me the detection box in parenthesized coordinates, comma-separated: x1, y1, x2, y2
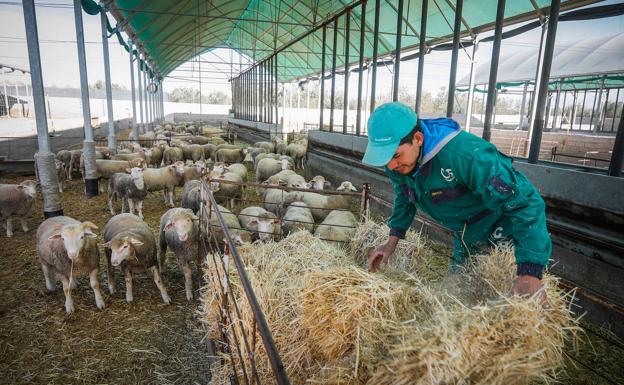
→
(103, 213, 171, 304)
(255, 158, 291, 186)
(286, 143, 306, 169)
(0, 180, 37, 237)
(286, 174, 307, 189)
(263, 187, 289, 217)
(216, 148, 247, 164)
(238, 206, 281, 242)
(158, 208, 199, 301)
(282, 201, 314, 235)
(282, 187, 354, 222)
(108, 167, 147, 219)
(36, 216, 104, 313)
(204, 203, 252, 252)
(143, 161, 186, 207)
(314, 210, 358, 243)
(181, 180, 202, 214)
(209, 170, 243, 209)
(308, 175, 329, 190)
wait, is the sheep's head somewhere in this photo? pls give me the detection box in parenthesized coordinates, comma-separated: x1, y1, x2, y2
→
(250, 213, 281, 241)
(280, 159, 291, 170)
(18, 180, 38, 198)
(164, 210, 198, 242)
(171, 161, 186, 176)
(212, 162, 227, 175)
(337, 181, 357, 192)
(103, 235, 143, 267)
(308, 176, 326, 190)
(125, 167, 145, 190)
(48, 221, 97, 260)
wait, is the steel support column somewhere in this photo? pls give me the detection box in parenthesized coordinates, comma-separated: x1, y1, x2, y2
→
(482, 0, 505, 143)
(129, 41, 137, 138)
(275, 54, 279, 126)
(2, 69, 8, 116)
(392, 0, 404, 102)
(369, 0, 381, 113)
(319, 25, 327, 130)
(137, 54, 144, 133)
(446, 0, 463, 118)
(343, 10, 351, 134)
(100, 8, 115, 149)
(356, 1, 367, 135)
(415, 0, 428, 112)
(329, 17, 338, 132)
(73, 0, 98, 197)
(22, 0, 62, 217)
(528, 0, 560, 163)
(465, 39, 478, 132)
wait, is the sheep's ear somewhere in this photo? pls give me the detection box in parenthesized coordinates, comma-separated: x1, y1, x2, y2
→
(82, 221, 98, 230)
(163, 220, 174, 231)
(129, 238, 144, 247)
(350, 184, 357, 192)
(48, 232, 62, 240)
(249, 219, 258, 226)
(102, 241, 111, 248)
(125, 168, 132, 173)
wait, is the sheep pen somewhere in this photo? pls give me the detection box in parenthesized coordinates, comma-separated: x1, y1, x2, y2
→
(201, 222, 624, 385)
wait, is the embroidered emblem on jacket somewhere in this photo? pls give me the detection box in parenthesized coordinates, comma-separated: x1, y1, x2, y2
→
(441, 168, 455, 182)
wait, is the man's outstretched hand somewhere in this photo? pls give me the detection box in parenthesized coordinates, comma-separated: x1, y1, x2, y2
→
(511, 274, 549, 308)
(367, 236, 399, 273)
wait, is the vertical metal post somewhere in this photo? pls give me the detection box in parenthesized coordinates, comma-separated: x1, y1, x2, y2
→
(481, 0, 504, 143)
(559, 90, 567, 130)
(599, 89, 610, 131)
(160, 79, 165, 121)
(100, 8, 115, 149)
(369, 0, 381, 113)
(13, 82, 21, 117)
(269, 58, 273, 123)
(528, 0, 560, 163)
(320, 25, 327, 130)
(465, 39, 478, 132)
(22, 0, 63, 217)
(415, 0, 428, 112)
(129, 41, 137, 138)
(1, 69, 8, 116)
(446, 0, 463, 118)
(611, 88, 620, 132)
(608, 102, 624, 177)
(137, 53, 144, 133)
(590, 76, 606, 132)
(356, 1, 366, 135)
(275, 53, 279, 126)
(525, 22, 547, 156)
(519, 81, 528, 129)
(392, 0, 404, 102)
(551, 79, 562, 130)
(73, 0, 97, 196)
(343, 10, 351, 134)
(329, 17, 338, 133)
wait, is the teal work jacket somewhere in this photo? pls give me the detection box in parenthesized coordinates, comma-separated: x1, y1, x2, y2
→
(386, 118, 551, 277)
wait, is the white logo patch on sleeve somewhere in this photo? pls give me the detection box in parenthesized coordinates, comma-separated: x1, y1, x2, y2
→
(441, 168, 455, 182)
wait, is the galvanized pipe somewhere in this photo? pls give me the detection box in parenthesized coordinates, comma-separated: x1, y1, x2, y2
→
(319, 25, 327, 130)
(329, 17, 338, 132)
(392, 0, 404, 102)
(343, 10, 351, 134)
(369, 0, 381, 113)
(465, 39, 478, 132)
(73, 0, 98, 197)
(100, 8, 115, 149)
(2, 68, 8, 116)
(356, 0, 366, 136)
(528, 0, 560, 163)
(446, 0, 463, 118)
(482, 0, 505, 143)
(608, 102, 624, 177)
(415, 0, 428, 112)
(129, 40, 138, 139)
(137, 53, 144, 133)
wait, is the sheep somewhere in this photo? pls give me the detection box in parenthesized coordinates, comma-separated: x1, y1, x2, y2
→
(181, 180, 202, 214)
(182, 160, 207, 184)
(95, 146, 113, 159)
(286, 143, 306, 169)
(103, 213, 170, 304)
(158, 208, 199, 300)
(36, 216, 104, 313)
(282, 190, 352, 222)
(204, 203, 252, 251)
(336, 181, 358, 192)
(314, 210, 358, 243)
(254, 153, 280, 170)
(242, 151, 254, 171)
(224, 163, 247, 182)
(275, 141, 287, 155)
(68, 149, 83, 179)
(216, 148, 247, 164)
(209, 170, 243, 209)
(263, 187, 289, 217)
(216, 143, 239, 152)
(138, 131, 156, 147)
(282, 201, 315, 235)
(254, 141, 274, 153)
(186, 135, 210, 145)
(263, 169, 296, 186)
(163, 146, 184, 165)
(279, 155, 295, 169)
(207, 136, 226, 145)
(144, 146, 163, 168)
(107, 167, 147, 219)
(55, 159, 67, 193)
(112, 150, 145, 163)
(56, 150, 71, 175)
(286, 174, 307, 189)
(0, 180, 37, 237)
(143, 161, 185, 207)
(199, 143, 218, 160)
(181, 144, 204, 162)
(308, 175, 330, 190)
(249, 147, 267, 161)
(118, 141, 141, 152)
(95, 159, 146, 192)
(255, 158, 291, 186)
(238, 206, 281, 242)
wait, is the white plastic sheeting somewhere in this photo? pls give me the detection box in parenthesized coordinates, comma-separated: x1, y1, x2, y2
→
(458, 33, 624, 86)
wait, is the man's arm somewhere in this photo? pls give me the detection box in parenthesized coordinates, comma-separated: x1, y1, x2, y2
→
(386, 169, 417, 239)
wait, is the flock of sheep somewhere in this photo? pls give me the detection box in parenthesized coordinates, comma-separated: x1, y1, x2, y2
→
(0, 122, 362, 314)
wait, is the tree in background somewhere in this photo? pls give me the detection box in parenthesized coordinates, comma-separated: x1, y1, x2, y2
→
(166, 86, 231, 105)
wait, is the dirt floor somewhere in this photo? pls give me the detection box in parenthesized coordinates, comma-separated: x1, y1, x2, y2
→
(0, 176, 213, 385)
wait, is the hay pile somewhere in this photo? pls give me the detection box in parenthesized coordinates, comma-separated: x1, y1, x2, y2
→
(201, 222, 579, 385)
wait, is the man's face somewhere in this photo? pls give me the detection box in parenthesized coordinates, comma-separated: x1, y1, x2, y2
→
(386, 132, 423, 175)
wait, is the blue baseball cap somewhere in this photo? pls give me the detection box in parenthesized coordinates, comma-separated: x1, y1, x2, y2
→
(362, 102, 418, 166)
